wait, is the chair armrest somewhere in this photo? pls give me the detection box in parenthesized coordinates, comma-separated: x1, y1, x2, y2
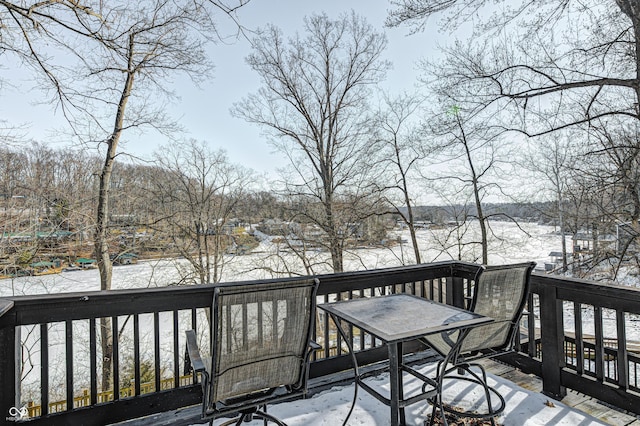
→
(305, 340, 321, 361)
(185, 329, 207, 373)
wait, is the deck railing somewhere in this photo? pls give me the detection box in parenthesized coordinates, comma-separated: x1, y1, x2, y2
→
(505, 273, 640, 414)
(0, 261, 478, 425)
(2, 260, 640, 424)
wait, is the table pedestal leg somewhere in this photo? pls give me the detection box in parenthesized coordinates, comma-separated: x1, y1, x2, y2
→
(388, 341, 406, 426)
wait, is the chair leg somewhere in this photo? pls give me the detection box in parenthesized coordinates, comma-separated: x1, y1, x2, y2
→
(435, 362, 506, 424)
(465, 362, 505, 421)
(218, 412, 275, 426)
(218, 416, 243, 426)
(254, 409, 288, 426)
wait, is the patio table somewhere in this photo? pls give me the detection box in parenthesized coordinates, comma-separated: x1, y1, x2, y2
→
(319, 293, 492, 426)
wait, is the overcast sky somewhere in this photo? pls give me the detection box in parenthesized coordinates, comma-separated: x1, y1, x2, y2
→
(1, 1, 456, 176)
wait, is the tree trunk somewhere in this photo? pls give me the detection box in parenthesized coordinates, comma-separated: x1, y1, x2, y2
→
(558, 196, 568, 272)
(323, 178, 343, 272)
(96, 37, 135, 390)
(99, 317, 113, 392)
(457, 114, 488, 265)
(399, 150, 421, 264)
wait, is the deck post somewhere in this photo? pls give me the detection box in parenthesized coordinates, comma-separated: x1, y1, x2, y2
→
(446, 276, 465, 309)
(538, 285, 567, 399)
(0, 300, 19, 422)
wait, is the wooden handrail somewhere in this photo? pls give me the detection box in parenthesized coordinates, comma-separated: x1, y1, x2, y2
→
(5, 261, 640, 424)
(1, 261, 475, 425)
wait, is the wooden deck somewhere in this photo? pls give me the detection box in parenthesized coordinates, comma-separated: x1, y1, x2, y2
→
(482, 359, 640, 426)
(114, 356, 640, 426)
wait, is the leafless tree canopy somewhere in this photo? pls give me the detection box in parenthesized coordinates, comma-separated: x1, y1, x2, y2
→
(151, 140, 253, 285)
(233, 12, 390, 272)
(372, 92, 426, 264)
(388, 0, 640, 136)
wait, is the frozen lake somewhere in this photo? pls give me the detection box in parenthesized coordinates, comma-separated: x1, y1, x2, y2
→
(1, 221, 562, 297)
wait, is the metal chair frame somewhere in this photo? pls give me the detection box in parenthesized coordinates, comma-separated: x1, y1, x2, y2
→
(186, 278, 320, 426)
(422, 262, 536, 426)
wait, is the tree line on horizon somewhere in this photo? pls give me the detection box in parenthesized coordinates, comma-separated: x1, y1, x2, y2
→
(0, 141, 631, 268)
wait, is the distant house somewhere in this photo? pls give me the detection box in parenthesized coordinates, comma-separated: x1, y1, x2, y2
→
(572, 232, 592, 253)
(616, 222, 639, 255)
(76, 258, 97, 269)
(549, 251, 564, 262)
(29, 260, 63, 275)
(546, 251, 566, 271)
(113, 253, 138, 265)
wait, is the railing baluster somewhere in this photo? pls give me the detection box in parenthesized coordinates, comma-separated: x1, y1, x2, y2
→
(226, 303, 233, 352)
(154, 312, 160, 392)
(257, 302, 264, 348)
(429, 279, 434, 300)
(173, 310, 179, 389)
(40, 323, 49, 416)
(112, 316, 119, 401)
(527, 293, 536, 358)
(617, 309, 629, 390)
(323, 294, 330, 358)
(65, 320, 73, 410)
(359, 289, 365, 350)
(574, 302, 584, 375)
(134, 314, 141, 396)
(632, 354, 640, 389)
(244, 302, 250, 351)
(271, 299, 278, 347)
(90, 318, 97, 405)
(190, 309, 199, 383)
(594, 307, 604, 382)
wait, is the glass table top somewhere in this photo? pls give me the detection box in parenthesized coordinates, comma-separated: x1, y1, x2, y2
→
(319, 293, 492, 343)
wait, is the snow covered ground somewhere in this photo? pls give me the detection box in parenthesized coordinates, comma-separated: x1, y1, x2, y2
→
(0, 221, 563, 297)
(193, 363, 607, 426)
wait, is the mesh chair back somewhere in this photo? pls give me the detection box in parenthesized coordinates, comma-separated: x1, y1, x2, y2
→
(458, 262, 535, 354)
(210, 278, 318, 403)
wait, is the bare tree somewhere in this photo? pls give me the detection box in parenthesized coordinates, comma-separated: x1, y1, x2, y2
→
(424, 106, 517, 264)
(388, 0, 640, 267)
(427, 200, 479, 262)
(152, 140, 253, 285)
(525, 135, 575, 271)
(1, 1, 102, 107)
(386, 1, 640, 158)
(575, 122, 640, 278)
(5, 0, 250, 392)
(233, 12, 390, 272)
(372, 92, 426, 264)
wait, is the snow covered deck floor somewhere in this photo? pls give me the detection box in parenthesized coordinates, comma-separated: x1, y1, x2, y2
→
(116, 360, 640, 426)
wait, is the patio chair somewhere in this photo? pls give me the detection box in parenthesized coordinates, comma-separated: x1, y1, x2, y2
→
(421, 262, 536, 426)
(185, 278, 320, 426)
